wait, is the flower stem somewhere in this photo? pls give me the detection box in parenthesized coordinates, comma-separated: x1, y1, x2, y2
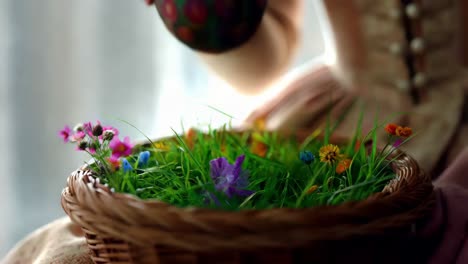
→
(296, 163, 326, 207)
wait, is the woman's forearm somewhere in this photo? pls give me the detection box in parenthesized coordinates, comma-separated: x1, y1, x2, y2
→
(198, 0, 304, 94)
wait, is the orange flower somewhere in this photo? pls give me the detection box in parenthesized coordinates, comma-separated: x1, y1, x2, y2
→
(336, 158, 352, 174)
(251, 140, 268, 157)
(354, 140, 361, 152)
(185, 128, 197, 149)
(396, 126, 412, 138)
(306, 185, 319, 194)
(107, 156, 121, 171)
(385, 123, 398, 135)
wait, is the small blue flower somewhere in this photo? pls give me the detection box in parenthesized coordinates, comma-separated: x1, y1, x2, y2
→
(209, 155, 254, 198)
(300, 150, 315, 165)
(138, 151, 151, 168)
(122, 158, 133, 173)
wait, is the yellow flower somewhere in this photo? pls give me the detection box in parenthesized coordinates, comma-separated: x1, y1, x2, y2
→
(319, 144, 341, 164)
(253, 117, 266, 131)
(153, 142, 169, 151)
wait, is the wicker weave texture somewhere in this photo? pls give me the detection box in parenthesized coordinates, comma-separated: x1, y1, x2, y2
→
(61, 147, 434, 263)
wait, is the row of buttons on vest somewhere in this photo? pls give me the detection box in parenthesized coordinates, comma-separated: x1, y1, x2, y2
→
(388, 38, 425, 56)
(388, 3, 421, 20)
(395, 73, 427, 91)
(389, 2, 426, 92)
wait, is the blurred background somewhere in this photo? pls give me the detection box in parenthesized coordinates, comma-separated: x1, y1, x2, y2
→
(0, 0, 327, 256)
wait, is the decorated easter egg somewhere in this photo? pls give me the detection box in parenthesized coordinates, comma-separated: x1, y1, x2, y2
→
(154, 0, 268, 53)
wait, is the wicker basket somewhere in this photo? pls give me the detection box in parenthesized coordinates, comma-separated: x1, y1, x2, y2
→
(61, 135, 435, 264)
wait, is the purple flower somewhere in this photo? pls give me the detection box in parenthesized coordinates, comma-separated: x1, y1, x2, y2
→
(209, 155, 254, 198)
(204, 192, 221, 207)
(393, 138, 403, 148)
(59, 125, 72, 143)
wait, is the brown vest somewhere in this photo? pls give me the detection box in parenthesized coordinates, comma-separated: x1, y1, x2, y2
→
(248, 0, 467, 175)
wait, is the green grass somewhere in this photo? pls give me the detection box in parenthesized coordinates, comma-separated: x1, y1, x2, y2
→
(86, 118, 399, 211)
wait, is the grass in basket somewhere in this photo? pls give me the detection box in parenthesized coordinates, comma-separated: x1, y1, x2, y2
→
(59, 118, 414, 211)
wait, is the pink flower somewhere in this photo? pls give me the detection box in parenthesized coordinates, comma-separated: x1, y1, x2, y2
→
(100, 126, 119, 139)
(71, 131, 86, 142)
(109, 136, 133, 158)
(83, 120, 102, 137)
(75, 140, 88, 152)
(59, 125, 72, 143)
(83, 122, 93, 134)
(88, 147, 96, 154)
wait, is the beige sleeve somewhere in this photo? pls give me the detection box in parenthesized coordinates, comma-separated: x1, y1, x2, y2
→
(198, 0, 304, 94)
(1, 217, 92, 264)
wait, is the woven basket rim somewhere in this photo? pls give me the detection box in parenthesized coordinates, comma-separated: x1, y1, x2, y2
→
(61, 133, 434, 250)
(63, 161, 418, 214)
